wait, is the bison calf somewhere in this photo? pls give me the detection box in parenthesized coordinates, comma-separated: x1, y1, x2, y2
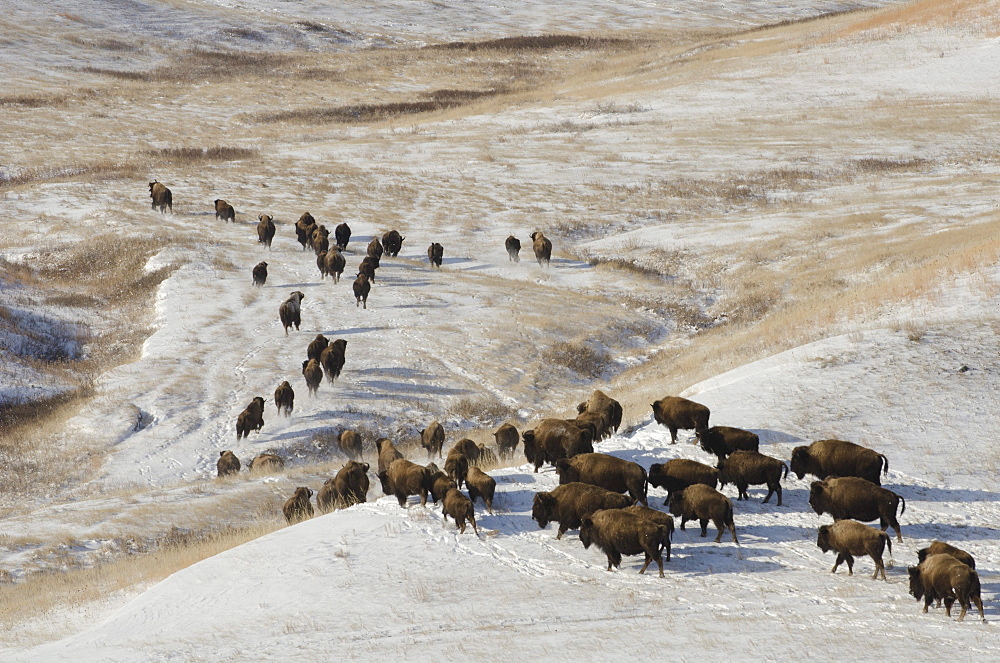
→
(338, 430, 363, 461)
(252, 261, 268, 287)
(505, 235, 521, 262)
(441, 487, 478, 534)
(580, 509, 670, 577)
(816, 520, 892, 580)
(427, 242, 443, 268)
(667, 484, 737, 544)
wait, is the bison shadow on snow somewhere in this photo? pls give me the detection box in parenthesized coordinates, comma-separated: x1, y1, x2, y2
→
(904, 485, 1000, 504)
(317, 326, 388, 336)
(355, 379, 473, 398)
(748, 429, 805, 445)
(666, 548, 784, 576)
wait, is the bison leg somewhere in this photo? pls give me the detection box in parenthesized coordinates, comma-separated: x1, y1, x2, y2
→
(469, 512, 478, 535)
(669, 427, 678, 444)
(699, 518, 709, 538)
(457, 517, 466, 534)
(973, 595, 985, 622)
(871, 555, 886, 580)
(556, 524, 567, 540)
(737, 483, 749, 501)
(944, 598, 955, 618)
(664, 539, 671, 562)
(832, 553, 847, 574)
(485, 498, 493, 515)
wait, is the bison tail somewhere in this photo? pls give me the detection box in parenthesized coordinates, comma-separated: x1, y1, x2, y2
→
(780, 462, 789, 480)
(880, 454, 889, 476)
(899, 494, 906, 515)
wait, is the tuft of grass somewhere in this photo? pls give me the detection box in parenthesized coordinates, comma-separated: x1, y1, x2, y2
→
(541, 341, 614, 378)
(450, 395, 517, 424)
(145, 146, 259, 163)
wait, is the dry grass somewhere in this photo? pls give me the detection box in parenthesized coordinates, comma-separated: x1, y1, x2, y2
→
(144, 146, 259, 164)
(450, 395, 517, 424)
(541, 341, 614, 379)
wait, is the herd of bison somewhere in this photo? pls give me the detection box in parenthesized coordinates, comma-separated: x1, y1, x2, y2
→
(150, 181, 986, 623)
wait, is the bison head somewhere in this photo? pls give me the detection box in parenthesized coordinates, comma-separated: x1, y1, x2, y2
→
(808, 481, 828, 516)
(532, 492, 556, 529)
(377, 471, 392, 495)
(576, 401, 588, 414)
(579, 517, 595, 549)
(790, 446, 810, 480)
(522, 430, 537, 464)
(650, 401, 664, 425)
(816, 525, 832, 553)
(665, 490, 685, 517)
(907, 566, 924, 600)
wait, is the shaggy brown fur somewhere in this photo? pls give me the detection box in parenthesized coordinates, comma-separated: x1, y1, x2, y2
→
(427, 466, 455, 504)
(249, 452, 285, 474)
(505, 235, 521, 262)
(216, 450, 241, 478)
(420, 421, 445, 459)
(531, 482, 632, 539)
(335, 222, 351, 250)
(274, 381, 294, 416)
(214, 199, 236, 223)
(257, 214, 275, 249)
(577, 389, 623, 439)
(149, 181, 172, 214)
(367, 236, 384, 260)
(323, 248, 346, 283)
(817, 520, 892, 580)
(252, 261, 268, 287)
(358, 256, 378, 283)
(317, 478, 340, 514)
(917, 541, 976, 570)
(475, 444, 497, 467)
(697, 426, 759, 463)
(382, 229, 404, 257)
(311, 224, 330, 255)
(295, 213, 316, 251)
(442, 488, 478, 534)
(376, 438, 404, 475)
(282, 486, 314, 524)
(427, 242, 443, 268)
(319, 338, 347, 382)
(494, 423, 519, 459)
(647, 459, 719, 500)
(718, 450, 788, 505)
(810, 476, 905, 542)
(302, 359, 322, 396)
(465, 466, 496, 514)
(236, 397, 265, 440)
(667, 484, 738, 544)
(521, 419, 594, 473)
(555, 453, 648, 506)
(791, 439, 889, 486)
(338, 430, 363, 461)
(279, 291, 305, 335)
(334, 460, 370, 506)
(580, 509, 670, 577)
(622, 505, 674, 561)
(306, 334, 329, 364)
(378, 459, 431, 507)
(444, 448, 469, 489)
(908, 554, 984, 622)
(530, 231, 552, 266)
(353, 273, 371, 309)
(650, 396, 710, 444)
(449, 438, 480, 462)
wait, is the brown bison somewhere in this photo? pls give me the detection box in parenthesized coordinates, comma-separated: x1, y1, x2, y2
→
(465, 466, 496, 514)
(320, 338, 347, 382)
(505, 235, 521, 262)
(522, 419, 594, 473)
(295, 213, 317, 251)
(651, 396, 710, 444)
(334, 460, 370, 506)
(382, 230, 404, 257)
(622, 505, 675, 561)
(817, 520, 892, 580)
(236, 396, 265, 440)
(445, 448, 469, 489)
(809, 476, 905, 542)
(791, 439, 889, 486)
(279, 291, 305, 335)
(257, 214, 275, 249)
(530, 231, 551, 266)
(494, 423, 519, 459)
(442, 487, 478, 534)
(338, 430, 363, 461)
(274, 381, 294, 416)
(282, 486, 314, 524)
(367, 236, 384, 260)
(420, 421, 445, 459)
(252, 261, 268, 287)
(302, 359, 322, 396)
(697, 426, 759, 464)
(323, 248, 346, 283)
(214, 199, 235, 223)
(577, 390, 623, 439)
(555, 453, 648, 506)
(449, 438, 480, 461)
(718, 450, 788, 505)
(149, 181, 172, 213)
(317, 478, 340, 514)
(378, 459, 431, 507)
(358, 255, 379, 283)
(216, 450, 241, 477)
(427, 465, 455, 504)
(531, 482, 632, 539)
(353, 273, 371, 309)
(427, 242, 443, 268)
(306, 334, 329, 363)
(249, 453, 285, 474)
(580, 509, 671, 577)
(475, 443, 497, 467)
(335, 222, 351, 250)
(376, 438, 404, 475)
(311, 225, 330, 255)
(908, 554, 984, 622)
(667, 484, 738, 543)
(647, 458, 719, 501)
(917, 541, 976, 570)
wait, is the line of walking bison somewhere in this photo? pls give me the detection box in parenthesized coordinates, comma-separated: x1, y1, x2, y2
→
(219, 389, 985, 622)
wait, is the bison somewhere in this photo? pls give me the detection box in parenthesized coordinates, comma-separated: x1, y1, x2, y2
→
(530, 231, 551, 266)
(427, 465, 455, 504)
(214, 199, 235, 223)
(295, 213, 317, 251)
(279, 291, 305, 335)
(809, 476, 905, 542)
(531, 482, 632, 539)
(577, 390, 623, 440)
(908, 553, 984, 622)
(252, 261, 268, 287)
(420, 421, 445, 459)
(442, 487, 478, 534)
(622, 505, 674, 561)
(358, 255, 379, 283)
(311, 225, 330, 255)
(816, 520, 891, 580)
(521, 419, 594, 473)
(382, 229, 404, 257)
(338, 430, 363, 461)
(273, 381, 294, 416)
(580, 509, 670, 577)
(667, 484, 738, 544)
(236, 396, 265, 440)
(444, 448, 469, 489)
(249, 453, 285, 474)
(353, 273, 371, 309)
(465, 466, 497, 514)
(697, 426, 759, 464)
(790, 439, 889, 486)
(282, 486, 314, 524)
(306, 334, 329, 364)
(302, 359, 322, 396)
(376, 438, 404, 475)
(647, 458, 719, 501)
(378, 459, 431, 507)
(317, 478, 340, 514)
(651, 396, 710, 444)
(149, 181, 172, 214)
(323, 248, 346, 283)
(494, 423, 519, 459)
(505, 235, 521, 262)
(216, 450, 241, 478)
(427, 242, 443, 268)
(334, 222, 351, 250)
(917, 541, 976, 570)
(320, 338, 347, 382)
(257, 214, 275, 249)
(718, 450, 788, 505)
(555, 453, 648, 506)
(367, 236, 384, 260)
(334, 460, 370, 506)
